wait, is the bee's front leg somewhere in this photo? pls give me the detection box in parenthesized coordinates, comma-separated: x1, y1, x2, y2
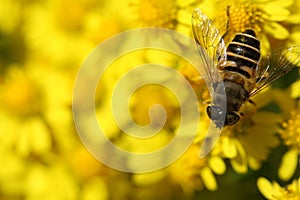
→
(248, 99, 256, 105)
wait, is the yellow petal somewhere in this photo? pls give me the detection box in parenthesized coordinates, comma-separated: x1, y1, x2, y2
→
(176, 0, 196, 7)
(251, 88, 273, 109)
(248, 156, 261, 171)
(200, 167, 217, 191)
(208, 156, 226, 175)
(291, 80, 300, 99)
(31, 118, 52, 155)
(222, 137, 237, 158)
(230, 140, 248, 174)
(257, 0, 293, 6)
(272, 181, 284, 198)
(264, 22, 289, 39)
(262, 4, 290, 21)
(257, 177, 275, 200)
(287, 14, 300, 24)
(132, 170, 166, 186)
(263, 9, 290, 22)
(267, 0, 293, 7)
(81, 178, 108, 200)
(290, 32, 300, 51)
(176, 10, 191, 25)
(278, 148, 298, 181)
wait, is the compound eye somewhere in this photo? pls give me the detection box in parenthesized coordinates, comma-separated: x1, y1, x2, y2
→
(206, 106, 212, 118)
(225, 112, 240, 126)
(207, 106, 226, 128)
(206, 106, 224, 119)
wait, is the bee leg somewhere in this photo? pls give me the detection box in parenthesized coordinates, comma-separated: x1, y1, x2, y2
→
(203, 100, 211, 105)
(221, 6, 231, 39)
(248, 99, 256, 105)
(239, 111, 256, 126)
(255, 72, 269, 83)
(189, 76, 202, 82)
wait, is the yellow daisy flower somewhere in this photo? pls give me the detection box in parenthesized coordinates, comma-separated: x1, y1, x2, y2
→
(0, 0, 23, 34)
(257, 177, 300, 199)
(0, 66, 78, 199)
(272, 88, 300, 181)
(24, 161, 79, 200)
(0, 64, 74, 157)
(278, 108, 300, 181)
(226, 0, 292, 38)
(169, 144, 226, 193)
(201, 0, 298, 53)
(130, 0, 197, 34)
(23, 0, 122, 70)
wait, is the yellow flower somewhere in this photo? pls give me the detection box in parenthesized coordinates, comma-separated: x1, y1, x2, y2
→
(257, 177, 300, 199)
(132, 0, 177, 28)
(0, 0, 23, 34)
(278, 109, 300, 181)
(131, 0, 177, 28)
(291, 80, 300, 99)
(204, 0, 298, 53)
(23, 0, 121, 69)
(0, 64, 74, 157)
(24, 162, 79, 200)
(169, 144, 226, 193)
(81, 177, 109, 200)
(227, 0, 291, 38)
(272, 88, 300, 181)
(279, 110, 300, 151)
(130, 0, 196, 34)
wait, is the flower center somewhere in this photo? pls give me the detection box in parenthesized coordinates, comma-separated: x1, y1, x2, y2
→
(134, 0, 177, 28)
(279, 110, 300, 151)
(228, 2, 263, 33)
(2, 79, 40, 117)
(279, 184, 300, 200)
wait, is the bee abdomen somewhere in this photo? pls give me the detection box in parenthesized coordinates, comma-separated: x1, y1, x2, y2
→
(226, 29, 261, 71)
(232, 29, 260, 49)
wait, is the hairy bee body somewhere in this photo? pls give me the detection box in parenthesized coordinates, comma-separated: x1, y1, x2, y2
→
(192, 8, 300, 127)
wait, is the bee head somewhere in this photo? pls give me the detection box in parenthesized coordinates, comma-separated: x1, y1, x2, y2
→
(207, 106, 240, 127)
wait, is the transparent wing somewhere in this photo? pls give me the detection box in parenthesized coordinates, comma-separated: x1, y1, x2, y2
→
(191, 8, 227, 86)
(250, 45, 300, 96)
(199, 124, 222, 158)
(192, 8, 227, 153)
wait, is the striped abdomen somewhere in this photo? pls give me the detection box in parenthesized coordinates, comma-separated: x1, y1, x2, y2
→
(225, 29, 261, 78)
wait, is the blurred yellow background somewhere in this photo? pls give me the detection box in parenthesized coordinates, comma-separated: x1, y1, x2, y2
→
(0, 0, 300, 199)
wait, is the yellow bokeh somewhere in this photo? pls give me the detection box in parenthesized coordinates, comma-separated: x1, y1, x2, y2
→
(0, 0, 300, 199)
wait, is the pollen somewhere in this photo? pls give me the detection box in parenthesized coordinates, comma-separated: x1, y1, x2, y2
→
(279, 110, 300, 151)
(228, 2, 263, 33)
(279, 183, 300, 200)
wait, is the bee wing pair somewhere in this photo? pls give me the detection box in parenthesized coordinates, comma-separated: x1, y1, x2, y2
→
(192, 8, 300, 157)
(192, 8, 300, 96)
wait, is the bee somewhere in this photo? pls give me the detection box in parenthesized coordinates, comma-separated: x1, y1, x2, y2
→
(192, 8, 300, 128)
